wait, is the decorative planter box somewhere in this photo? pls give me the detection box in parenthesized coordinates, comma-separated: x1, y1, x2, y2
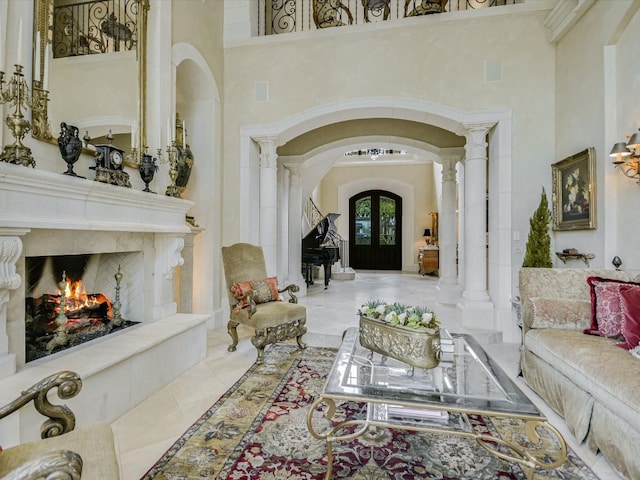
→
(359, 315, 442, 369)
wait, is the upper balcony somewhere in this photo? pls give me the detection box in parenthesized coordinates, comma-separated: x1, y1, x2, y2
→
(224, 0, 537, 44)
(260, 0, 520, 35)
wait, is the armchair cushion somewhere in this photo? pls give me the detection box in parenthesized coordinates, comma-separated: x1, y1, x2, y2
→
(0, 423, 120, 479)
(230, 301, 306, 330)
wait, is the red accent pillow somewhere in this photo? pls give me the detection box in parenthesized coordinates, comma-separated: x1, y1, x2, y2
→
(584, 277, 640, 338)
(231, 277, 279, 310)
(616, 284, 640, 351)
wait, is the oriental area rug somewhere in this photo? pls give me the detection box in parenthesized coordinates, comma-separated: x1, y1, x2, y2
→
(141, 344, 598, 480)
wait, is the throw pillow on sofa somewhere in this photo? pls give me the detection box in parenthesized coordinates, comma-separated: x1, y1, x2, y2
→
(617, 284, 640, 351)
(529, 297, 592, 330)
(584, 276, 640, 338)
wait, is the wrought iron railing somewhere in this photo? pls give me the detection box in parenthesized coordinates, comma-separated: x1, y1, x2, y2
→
(305, 197, 325, 232)
(52, 0, 139, 58)
(258, 0, 520, 35)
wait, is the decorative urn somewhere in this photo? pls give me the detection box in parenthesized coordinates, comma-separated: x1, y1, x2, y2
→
(358, 301, 441, 369)
(57, 122, 84, 177)
(139, 153, 158, 193)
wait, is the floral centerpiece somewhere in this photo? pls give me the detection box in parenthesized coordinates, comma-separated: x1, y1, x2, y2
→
(358, 300, 442, 369)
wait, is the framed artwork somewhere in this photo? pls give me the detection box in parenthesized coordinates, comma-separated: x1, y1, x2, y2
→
(551, 147, 596, 231)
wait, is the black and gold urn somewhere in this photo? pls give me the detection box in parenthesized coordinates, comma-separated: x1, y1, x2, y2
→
(57, 122, 84, 177)
(139, 153, 158, 193)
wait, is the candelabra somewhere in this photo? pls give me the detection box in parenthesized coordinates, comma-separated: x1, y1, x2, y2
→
(0, 64, 48, 167)
(164, 141, 181, 197)
(47, 271, 69, 352)
(112, 265, 124, 328)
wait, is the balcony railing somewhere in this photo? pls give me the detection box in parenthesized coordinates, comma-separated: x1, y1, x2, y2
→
(52, 0, 139, 58)
(258, 0, 520, 35)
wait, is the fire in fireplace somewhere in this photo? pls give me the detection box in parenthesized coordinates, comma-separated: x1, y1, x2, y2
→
(25, 254, 139, 362)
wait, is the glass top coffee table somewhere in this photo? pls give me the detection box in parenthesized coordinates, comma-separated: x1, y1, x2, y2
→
(306, 327, 567, 480)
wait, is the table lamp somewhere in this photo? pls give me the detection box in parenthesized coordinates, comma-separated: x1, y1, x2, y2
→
(423, 229, 431, 245)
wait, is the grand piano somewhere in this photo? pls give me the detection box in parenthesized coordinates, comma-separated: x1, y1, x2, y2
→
(302, 213, 341, 289)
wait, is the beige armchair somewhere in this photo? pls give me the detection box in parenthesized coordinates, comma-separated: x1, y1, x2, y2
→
(0, 371, 120, 479)
(221, 243, 307, 363)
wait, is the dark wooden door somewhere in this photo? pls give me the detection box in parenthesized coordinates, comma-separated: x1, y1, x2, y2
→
(349, 190, 402, 270)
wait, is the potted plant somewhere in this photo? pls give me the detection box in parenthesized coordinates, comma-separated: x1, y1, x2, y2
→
(522, 187, 553, 268)
(358, 300, 441, 369)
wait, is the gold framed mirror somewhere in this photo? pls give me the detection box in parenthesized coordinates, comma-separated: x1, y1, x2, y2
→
(32, 0, 148, 167)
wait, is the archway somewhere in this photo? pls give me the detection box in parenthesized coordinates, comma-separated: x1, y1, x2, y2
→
(239, 97, 514, 339)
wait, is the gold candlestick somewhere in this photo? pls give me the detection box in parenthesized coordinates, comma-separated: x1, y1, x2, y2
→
(0, 65, 39, 167)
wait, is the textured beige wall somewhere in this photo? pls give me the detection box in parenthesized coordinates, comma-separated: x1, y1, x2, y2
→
(172, 0, 224, 99)
(222, 9, 556, 247)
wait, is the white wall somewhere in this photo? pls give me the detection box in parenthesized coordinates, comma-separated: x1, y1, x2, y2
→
(554, 1, 640, 276)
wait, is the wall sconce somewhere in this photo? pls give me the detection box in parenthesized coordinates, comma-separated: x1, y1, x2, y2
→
(423, 228, 432, 245)
(610, 129, 640, 182)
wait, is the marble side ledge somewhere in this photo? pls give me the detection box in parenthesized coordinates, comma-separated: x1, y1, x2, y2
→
(0, 313, 209, 445)
(0, 163, 193, 233)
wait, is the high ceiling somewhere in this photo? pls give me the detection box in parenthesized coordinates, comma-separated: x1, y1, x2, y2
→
(277, 118, 465, 156)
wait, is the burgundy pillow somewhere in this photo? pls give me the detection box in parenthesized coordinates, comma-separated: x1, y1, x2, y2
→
(616, 284, 640, 351)
(584, 277, 640, 338)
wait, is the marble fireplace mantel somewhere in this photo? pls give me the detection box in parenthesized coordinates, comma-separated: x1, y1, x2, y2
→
(0, 162, 192, 233)
(0, 163, 207, 446)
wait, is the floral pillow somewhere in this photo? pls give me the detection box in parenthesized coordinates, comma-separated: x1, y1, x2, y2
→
(231, 276, 279, 310)
(584, 277, 640, 338)
(616, 284, 640, 351)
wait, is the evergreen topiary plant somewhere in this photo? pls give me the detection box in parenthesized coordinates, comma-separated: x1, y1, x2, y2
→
(522, 187, 553, 268)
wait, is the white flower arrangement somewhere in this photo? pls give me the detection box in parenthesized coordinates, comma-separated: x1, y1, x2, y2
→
(358, 299, 440, 332)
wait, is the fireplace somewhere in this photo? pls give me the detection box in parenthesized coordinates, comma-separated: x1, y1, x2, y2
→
(24, 253, 141, 362)
(0, 163, 209, 446)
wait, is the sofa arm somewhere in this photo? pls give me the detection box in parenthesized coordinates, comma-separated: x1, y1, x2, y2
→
(278, 284, 299, 304)
(0, 371, 82, 439)
(2, 450, 83, 480)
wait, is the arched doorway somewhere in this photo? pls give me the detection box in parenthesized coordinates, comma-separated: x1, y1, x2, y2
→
(349, 190, 402, 270)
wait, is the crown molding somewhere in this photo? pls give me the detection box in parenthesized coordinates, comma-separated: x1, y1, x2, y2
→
(544, 0, 596, 44)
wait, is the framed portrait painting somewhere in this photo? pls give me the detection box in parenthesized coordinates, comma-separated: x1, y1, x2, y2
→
(551, 147, 596, 231)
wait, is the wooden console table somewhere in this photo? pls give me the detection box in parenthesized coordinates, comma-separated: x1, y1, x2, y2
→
(555, 252, 595, 267)
(418, 246, 439, 275)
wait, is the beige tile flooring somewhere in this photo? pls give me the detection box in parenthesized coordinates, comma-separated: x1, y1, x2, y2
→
(111, 272, 623, 480)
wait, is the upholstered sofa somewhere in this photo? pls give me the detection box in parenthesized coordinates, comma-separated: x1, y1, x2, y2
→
(519, 267, 640, 480)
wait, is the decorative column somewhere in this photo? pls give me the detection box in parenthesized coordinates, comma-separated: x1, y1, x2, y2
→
(153, 234, 184, 320)
(437, 155, 461, 304)
(255, 136, 279, 274)
(177, 228, 202, 314)
(457, 122, 495, 330)
(285, 161, 307, 294)
(0, 234, 24, 378)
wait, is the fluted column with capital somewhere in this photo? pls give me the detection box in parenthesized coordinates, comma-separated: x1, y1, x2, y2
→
(255, 136, 279, 274)
(457, 123, 495, 329)
(437, 156, 461, 304)
(286, 163, 306, 293)
(0, 235, 23, 378)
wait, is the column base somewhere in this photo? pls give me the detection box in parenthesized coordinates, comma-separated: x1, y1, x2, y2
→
(0, 353, 16, 380)
(457, 296, 495, 330)
(436, 281, 461, 305)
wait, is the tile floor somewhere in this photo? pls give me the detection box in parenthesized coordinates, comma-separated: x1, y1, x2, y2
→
(111, 271, 623, 480)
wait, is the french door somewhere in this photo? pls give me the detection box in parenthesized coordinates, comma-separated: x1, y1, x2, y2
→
(349, 190, 402, 270)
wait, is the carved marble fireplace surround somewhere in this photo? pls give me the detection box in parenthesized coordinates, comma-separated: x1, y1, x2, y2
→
(0, 163, 208, 446)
